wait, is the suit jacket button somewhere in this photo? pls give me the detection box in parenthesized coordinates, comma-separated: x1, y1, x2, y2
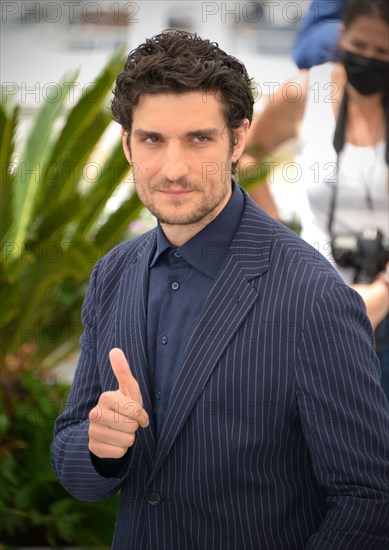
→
(147, 491, 162, 506)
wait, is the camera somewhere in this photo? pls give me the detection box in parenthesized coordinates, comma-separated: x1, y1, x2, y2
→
(332, 227, 389, 284)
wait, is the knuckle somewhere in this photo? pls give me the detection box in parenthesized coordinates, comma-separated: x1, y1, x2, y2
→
(128, 422, 139, 436)
(99, 392, 111, 406)
(112, 446, 127, 459)
(88, 406, 101, 423)
(124, 399, 141, 417)
(88, 441, 97, 454)
(88, 421, 101, 440)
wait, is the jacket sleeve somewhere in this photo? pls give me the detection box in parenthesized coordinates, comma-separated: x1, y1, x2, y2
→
(292, 0, 346, 68)
(50, 260, 131, 501)
(296, 284, 389, 549)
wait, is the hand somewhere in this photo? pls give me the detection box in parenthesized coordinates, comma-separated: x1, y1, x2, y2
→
(88, 348, 149, 459)
(352, 265, 389, 330)
(374, 262, 389, 289)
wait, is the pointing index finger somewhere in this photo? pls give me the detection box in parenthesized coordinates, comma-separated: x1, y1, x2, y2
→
(109, 348, 136, 398)
(109, 348, 149, 427)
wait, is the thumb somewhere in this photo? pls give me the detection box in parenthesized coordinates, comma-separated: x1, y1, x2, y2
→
(109, 348, 143, 404)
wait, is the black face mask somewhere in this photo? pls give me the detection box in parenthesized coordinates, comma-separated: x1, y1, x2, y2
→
(342, 49, 389, 95)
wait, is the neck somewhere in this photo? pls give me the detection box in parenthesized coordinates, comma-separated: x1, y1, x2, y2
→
(160, 221, 209, 247)
(344, 84, 386, 147)
(346, 82, 385, 113)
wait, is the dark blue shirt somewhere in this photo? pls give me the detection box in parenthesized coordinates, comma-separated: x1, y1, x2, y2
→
(147, 182, 244, 436)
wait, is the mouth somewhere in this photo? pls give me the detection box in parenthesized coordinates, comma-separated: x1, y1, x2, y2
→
(158, 189, 194, 197)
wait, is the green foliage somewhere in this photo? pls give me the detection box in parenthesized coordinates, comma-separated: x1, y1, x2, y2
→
(0, 48, 142, 548)
(237, 156, 271, 192)
(0, 367, 119, 548)
(0, 47, 143, 369)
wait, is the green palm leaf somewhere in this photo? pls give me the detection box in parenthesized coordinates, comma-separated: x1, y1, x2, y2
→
(47, 47, 126, 164)
(29, 193, 84, 244)
(5, 245, 92, 354)
(4, 69, 79, 253)
(94, 193, 143, 253)
(34, 49, 126, 216)
(0, 102, 19, 242)
(36, 109, 112, 211)
(76, 140, 132, 238)
(0, 48, 142, 365)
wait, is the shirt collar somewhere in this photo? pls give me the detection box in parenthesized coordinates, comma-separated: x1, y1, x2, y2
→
(150, 181, 244, 278)
(150, 226, 171, 267)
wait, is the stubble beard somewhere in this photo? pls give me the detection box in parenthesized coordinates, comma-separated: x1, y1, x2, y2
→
(135, 177, 231, 228)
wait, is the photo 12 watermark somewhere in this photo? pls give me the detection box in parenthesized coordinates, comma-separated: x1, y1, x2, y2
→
(202, 1, 306, 25)
(1, 1, 139, 25)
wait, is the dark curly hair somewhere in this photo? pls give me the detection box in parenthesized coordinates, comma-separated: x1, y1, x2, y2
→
(111, 29, 254, 173)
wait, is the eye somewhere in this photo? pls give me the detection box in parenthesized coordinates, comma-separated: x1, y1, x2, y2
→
(376, 47, 389, 59)
(193, 135, 209, 143)
(351, 39, 367, 50)
(145, 136, 161, 144)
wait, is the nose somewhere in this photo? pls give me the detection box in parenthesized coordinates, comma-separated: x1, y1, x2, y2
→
(365, 47, 376, 59)
(363, 46, 385, 60)
(161, 141, 189, 182)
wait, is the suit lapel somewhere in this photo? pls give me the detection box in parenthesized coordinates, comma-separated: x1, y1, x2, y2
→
(115, 231, 157, 469)
(147, 195, 273, 485)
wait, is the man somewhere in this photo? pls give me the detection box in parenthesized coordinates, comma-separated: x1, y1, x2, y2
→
(51, 30, 389, 549)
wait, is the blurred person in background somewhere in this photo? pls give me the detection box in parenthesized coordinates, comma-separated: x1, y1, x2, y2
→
(245, 0, 389, 398)
(293, 0, 347, 68)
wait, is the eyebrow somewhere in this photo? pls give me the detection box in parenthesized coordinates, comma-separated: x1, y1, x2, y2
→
(133, 128, 221, 139)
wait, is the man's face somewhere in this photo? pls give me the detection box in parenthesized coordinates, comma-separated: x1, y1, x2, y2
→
(122, 91, 248, 240)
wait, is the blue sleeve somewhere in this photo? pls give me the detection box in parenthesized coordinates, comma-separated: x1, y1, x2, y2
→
(293, 0, 347, 68)
(51, 261, 131, 501)
(297, 285, 389, 547)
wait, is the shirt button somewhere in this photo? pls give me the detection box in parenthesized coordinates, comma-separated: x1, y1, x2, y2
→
(173, 251, 181, 258)
(161, 335, 168, 345)
(155, 391, 161, 400)
(171, 281, 180, 290)
(146, 491, 162, 507)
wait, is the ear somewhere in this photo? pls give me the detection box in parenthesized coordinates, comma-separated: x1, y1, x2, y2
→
(231, 118, 250, 163)
(121, 128, 132, 163)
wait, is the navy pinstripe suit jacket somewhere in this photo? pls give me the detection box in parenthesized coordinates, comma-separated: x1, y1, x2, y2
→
(52, 191, 389, 550)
